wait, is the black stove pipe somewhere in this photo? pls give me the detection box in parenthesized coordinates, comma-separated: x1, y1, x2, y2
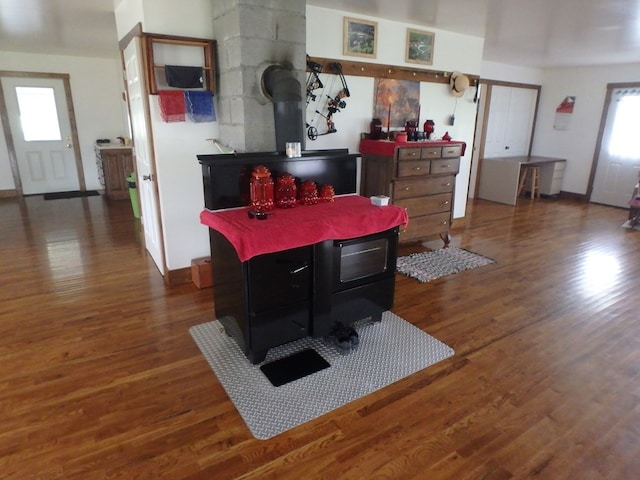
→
(262, 64, 304, 152)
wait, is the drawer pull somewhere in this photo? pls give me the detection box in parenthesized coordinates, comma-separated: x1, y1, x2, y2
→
(440, 201, 450, 206)
(404, 187, 411, 191)
(438, 164, 451, 168)
(441, 221, 448, 225)
(413, 167, 421, 171)
(290, 263, 309, 274)
(442, 183, 452, 187)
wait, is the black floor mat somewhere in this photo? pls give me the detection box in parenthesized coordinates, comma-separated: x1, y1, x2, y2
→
(260, 348, 330, 387)
(44, 190, 100, 200)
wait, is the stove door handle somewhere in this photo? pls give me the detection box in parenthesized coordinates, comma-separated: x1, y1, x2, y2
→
(290, 262, 309, 275)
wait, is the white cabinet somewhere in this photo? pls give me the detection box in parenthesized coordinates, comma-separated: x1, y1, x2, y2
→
(484, 86, 538, 158)
(539, 159, 566, 195)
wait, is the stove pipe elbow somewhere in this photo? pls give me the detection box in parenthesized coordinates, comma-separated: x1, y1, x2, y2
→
(262, 65, 302, 102)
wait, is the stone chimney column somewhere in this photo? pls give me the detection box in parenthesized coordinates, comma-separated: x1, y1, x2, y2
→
(212, 0, 306, 152)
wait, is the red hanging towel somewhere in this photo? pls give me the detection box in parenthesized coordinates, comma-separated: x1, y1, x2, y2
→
(158, 90, 186, 122)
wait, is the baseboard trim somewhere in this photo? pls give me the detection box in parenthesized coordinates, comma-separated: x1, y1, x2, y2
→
(558, 191, 588, 202)
(0, 189, 18, 198)
(165, 266, 193, 286)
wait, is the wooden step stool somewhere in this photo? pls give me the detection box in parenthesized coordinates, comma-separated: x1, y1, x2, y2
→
(518, 165, 540, 199)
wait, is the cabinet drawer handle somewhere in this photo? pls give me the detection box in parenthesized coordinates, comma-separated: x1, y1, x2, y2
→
(438, 164, 451, 169)
(440, 201, 450, 206)
(441, 183, 452, 187)
(413, 167, 421, 171)
(441, 221, 448, 225)
(403, 187, 411, 191)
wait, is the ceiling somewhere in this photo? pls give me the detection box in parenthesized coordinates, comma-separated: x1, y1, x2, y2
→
(1, 0, 639, 68)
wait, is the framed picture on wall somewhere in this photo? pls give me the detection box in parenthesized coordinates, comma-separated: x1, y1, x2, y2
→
(343, 17, 378, 58)
(405, 28, 435, 65)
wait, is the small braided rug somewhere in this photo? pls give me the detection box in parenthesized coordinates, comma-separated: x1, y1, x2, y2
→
(396, 247, 495, 283)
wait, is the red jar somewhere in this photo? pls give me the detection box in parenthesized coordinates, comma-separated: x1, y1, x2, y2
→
(249, 165, 274, 212)
(423, 119, 435, 139)
(275, 172, 297, 208)
(298, 180, 318, 205)
(319, 184, 335, 202)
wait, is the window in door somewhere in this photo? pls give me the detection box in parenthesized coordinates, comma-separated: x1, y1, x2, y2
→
(608, 91, 640, 159)
(15, 86, 62, 142)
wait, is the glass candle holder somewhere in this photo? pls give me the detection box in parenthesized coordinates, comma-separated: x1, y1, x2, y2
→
(319, 184, 335, 202)
(249, 165, 274, 212)
(298, 179, 318, 205)
(275, 172, 297, 208)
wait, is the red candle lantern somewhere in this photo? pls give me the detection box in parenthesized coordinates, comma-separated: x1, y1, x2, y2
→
(275, 172, 297, 208)
(249, 165, 274, 212)
(298, 180, 318, 205)
(320, 184, 335, 202)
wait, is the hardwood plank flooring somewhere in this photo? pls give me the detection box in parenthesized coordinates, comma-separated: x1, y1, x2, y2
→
(0, 194, 638, 479)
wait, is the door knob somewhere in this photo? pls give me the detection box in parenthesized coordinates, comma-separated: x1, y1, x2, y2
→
(142, 174, 152, 181)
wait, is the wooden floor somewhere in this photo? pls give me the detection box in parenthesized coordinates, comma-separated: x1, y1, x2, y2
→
(1, 194, 639, 479)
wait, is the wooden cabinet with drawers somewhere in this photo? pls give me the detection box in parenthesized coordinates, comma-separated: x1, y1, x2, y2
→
(95, 145, 134, 200)
(360, 142, 463, 244)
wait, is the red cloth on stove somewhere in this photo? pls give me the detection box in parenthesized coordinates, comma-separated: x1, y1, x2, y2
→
(200, 195, 409, 262)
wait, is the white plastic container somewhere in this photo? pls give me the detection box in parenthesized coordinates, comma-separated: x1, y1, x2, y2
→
(370, 195, 390, 206)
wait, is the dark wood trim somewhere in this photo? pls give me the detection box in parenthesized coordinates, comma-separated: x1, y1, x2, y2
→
(478, 78, 541, 89)
(61, 75, 86, 191)
(0, 78, 21, 194)
(118, 22, 143, 51)
(558, 190, 588, 202)
(0, 189, 18, 198)
(307, 56, 480, 85)
(165, 266, 193, 286)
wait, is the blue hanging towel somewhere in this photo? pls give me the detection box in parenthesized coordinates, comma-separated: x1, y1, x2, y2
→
(185, 91, 215, 123)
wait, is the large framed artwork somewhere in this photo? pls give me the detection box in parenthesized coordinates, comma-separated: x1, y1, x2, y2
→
(373, 79, 420, 129)
(343, 17, 378, 58)
(405, 28, 435, 65)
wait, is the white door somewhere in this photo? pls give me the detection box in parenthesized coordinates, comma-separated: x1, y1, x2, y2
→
(1, 77, 80, 194)
(591, 87, 640, 208)
(484, 85, 537, 158)
(124, 38, 166, 275)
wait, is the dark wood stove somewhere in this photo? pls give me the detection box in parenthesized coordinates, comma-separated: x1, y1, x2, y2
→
(198, 149, 405, 364)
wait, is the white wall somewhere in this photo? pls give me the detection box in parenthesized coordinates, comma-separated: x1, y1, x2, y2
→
(0, 51, 129, 192)
(306, 5, 484, 218)
(481, 61, 544, 85)
(115, 0, 218, 272)
(531, 63, 640, 195)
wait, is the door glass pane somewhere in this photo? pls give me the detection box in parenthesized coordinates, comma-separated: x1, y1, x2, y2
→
(608, 93, 640, 159)
(15, 86, 62, 142)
